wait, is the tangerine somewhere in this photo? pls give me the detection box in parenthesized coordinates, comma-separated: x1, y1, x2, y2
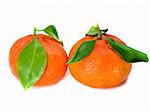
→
(9, 34, 68, 87)
(68, 34, 132, 88)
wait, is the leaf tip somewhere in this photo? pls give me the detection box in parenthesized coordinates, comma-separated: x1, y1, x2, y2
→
(59, 41, 64, 46)
(145, 55, 149, 62)
(66, 59, 72, 64)
(20, 81, 31, 90)
(23, 86, 30, 91)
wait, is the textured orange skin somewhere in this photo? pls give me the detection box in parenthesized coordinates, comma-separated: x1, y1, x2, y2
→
(69, 34, 132, 88)
(9, 34, 68, 87)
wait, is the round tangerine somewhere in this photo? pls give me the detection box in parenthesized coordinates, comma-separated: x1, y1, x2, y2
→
(68, 34, 132, 88)
(9, 34, 68, 87)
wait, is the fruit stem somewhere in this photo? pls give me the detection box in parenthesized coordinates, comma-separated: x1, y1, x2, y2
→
(33, 28, 44, 38)
(36, 29, 44, 31)
(101, 29, 108, 35)
(96, 24, 102, 39)
(33, 27, 37, 38)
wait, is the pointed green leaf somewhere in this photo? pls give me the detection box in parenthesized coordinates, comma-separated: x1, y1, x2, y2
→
(86, 25, 101, 36)
(44, 25, 59, 39)
(44, 25, 63, 45)
(86, 24, 108, 36)
(106, 38, 149, 63)
(17, 37, 47, 89)
(67, 40, 96, 64)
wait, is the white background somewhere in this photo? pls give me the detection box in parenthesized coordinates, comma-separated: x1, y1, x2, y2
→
(0, 0, 149, 112)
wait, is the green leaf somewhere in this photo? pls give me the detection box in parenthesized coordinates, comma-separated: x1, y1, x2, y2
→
(67, 40, 96, 64)
(106, 38, 149, 63)
(44, 25, 63, 45)
(86, 24, 101, 37)
(44, 25, 59, 39)
(17, 37, 47, 89)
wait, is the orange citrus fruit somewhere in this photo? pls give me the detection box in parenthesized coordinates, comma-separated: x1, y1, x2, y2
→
(9, 34, 68, 87)
(68, 34, 132, 88)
